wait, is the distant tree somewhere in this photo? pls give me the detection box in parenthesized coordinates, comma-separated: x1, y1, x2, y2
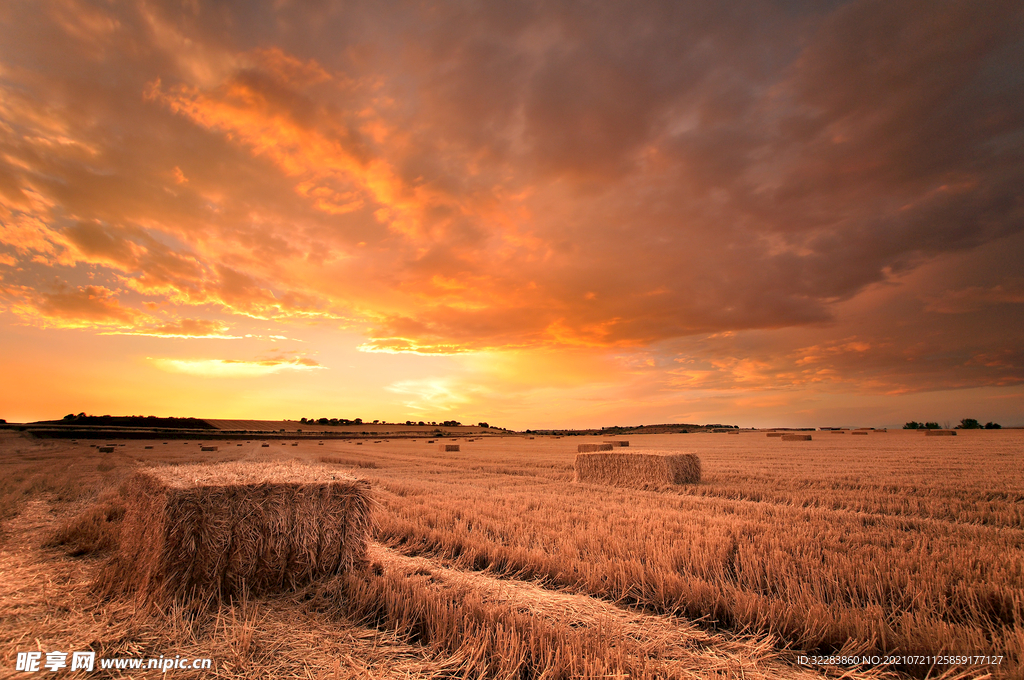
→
(317, 417, 329, 425)
(985, 422, 1002, 429)
(924, 422, 940, 429)
(903, 421, 921, 429)
(300, 417, 307, 423)
(956, 418, 981, 430)
(478, 422, 489, 428)
(63, 413, 76, 420)
(353, 418, 363, 425)
(373, 419, 379, 424)
(418, 421, 425, 426)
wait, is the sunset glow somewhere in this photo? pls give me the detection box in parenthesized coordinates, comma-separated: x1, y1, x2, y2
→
(1, 0, 1021, 428)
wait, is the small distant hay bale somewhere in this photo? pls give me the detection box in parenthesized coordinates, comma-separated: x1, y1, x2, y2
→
(427, 440, 435, 443)
(603, 440, 630, 447)
(781, 434, 812, 441)
(200, 445, 218, 451)
(144, 446, 154, 450)
(727, 430, 739, 434)
(97, 461, 372, 607)
(98, 446, 115, 453)
(356, 442, 363, 446)
(578, 443, 614, 453)
(236, 443, 243, 446)
(831, 431, 846, 434)
(926, 430, 957, 436)
(575, 451, 700, 488)
(291, 442, 299, 446)
(261, 443, 270, 447)
(439, 444, 460, 452)
(766, 433, 784, 437)
(852, 431, 869, 435)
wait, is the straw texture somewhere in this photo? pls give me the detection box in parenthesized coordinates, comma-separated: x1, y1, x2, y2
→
(97, 461, 372, 607)
(574, 451, 701, 488)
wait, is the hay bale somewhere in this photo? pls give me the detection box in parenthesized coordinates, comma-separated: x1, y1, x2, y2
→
(602, 440, 630, 447)
(574, 451, 700, 488)
(97, 461, 372, 607)
(926, 430, 957, 436)
(781, 434, 812, 441)
(831, 431, 846, 434)
(144, 446, 154, 450)
(427, 440, 435, 443)
(727, 430, 739, 434)
(766, 433, 784, 437)
(98, 446, 115, 453)
(852, 431, 869, 435)
(578, 443, 614, 453)
(439, 444, 460, 452)
(261, 443, 270, 447)
(200, 445, 218, 451)
(291, 442, 299, 446)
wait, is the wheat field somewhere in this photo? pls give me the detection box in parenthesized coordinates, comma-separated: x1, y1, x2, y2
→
(0, 428, 1020, 678)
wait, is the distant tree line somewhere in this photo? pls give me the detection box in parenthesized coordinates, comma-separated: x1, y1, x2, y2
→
(298, 417, 496, 429)
(301, 417, 363, 426)
(904, 419, 1000, 430)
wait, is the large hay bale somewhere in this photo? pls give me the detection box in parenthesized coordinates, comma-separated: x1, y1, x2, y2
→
(603, 440, 630, 447)
(439, 444, 459, 452)
(578, 443, 614, 453)
(97, 461, 372, 607)
(575, 451, 700, 488)
(926, 430, 957, 436)
(781, 434, 812, 441)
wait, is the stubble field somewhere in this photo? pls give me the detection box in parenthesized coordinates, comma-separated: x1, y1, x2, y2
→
(0, 429, 1021, 679)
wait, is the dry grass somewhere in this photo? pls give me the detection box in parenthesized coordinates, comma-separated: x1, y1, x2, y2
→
(321, 456, 380, 469)
(97, 461, 373, 607)
(1, 430, 1020, 678)
(575, 451, 701, 487)
(359, 431, 1023, 678)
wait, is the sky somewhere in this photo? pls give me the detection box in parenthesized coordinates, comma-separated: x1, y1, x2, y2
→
(0, 0, 1022, 429)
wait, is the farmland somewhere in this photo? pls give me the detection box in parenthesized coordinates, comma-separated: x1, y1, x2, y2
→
(0, 428, 1021, 678)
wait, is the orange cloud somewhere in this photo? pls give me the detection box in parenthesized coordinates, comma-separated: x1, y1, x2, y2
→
(11, 284, 139, 329)
(149, 356, 324, 378)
